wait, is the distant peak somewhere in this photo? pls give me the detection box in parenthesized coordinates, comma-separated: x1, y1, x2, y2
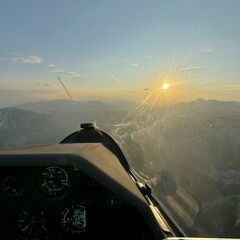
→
(194, 98, 206, 103)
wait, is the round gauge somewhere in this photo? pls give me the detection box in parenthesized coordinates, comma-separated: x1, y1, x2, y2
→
(61, 205, 87, 234)
(1, 176, 24, 198)
(17, 210, 48, 240)
(39, 167, 69, 197)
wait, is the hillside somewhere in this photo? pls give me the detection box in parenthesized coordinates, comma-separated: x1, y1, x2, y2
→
(0, 108, 65, 150)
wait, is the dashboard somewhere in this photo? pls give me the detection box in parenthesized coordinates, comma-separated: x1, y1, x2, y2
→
(0, 166, 154, 240)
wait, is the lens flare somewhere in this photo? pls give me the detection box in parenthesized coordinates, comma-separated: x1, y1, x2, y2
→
(162, 83, 170, 90)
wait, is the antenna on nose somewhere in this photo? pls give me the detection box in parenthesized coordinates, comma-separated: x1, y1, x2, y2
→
(57, 76, 74, 103)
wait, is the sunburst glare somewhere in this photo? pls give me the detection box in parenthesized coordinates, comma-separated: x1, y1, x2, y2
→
(162, 83, 170, 90)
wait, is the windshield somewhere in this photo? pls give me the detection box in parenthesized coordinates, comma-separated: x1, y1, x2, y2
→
(0, 0, 239, 237)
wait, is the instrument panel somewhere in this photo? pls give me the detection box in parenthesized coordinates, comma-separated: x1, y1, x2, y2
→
(0, 166, 153, 240)
(39, 166, 70, 197)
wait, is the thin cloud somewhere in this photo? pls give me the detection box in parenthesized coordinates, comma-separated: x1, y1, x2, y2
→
(21, 56, 43, 64)
(121, 89, 142, 93)
(129, 63, 140, 68)
(201, 48, 213, 54)
(52, 69, 80, 78)
(179, 66, 203, 72)
(107, 70, 120, 88)
(0, 55, 43, 64)
(30, 89, 58, 94)
(44, 82, 52, 87)
(12, 57, 19, 62)
(36, 82, 52, 87)
(48, 64, 56, 68)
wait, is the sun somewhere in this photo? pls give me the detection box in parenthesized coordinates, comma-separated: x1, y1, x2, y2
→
(162, 82, 170, 90)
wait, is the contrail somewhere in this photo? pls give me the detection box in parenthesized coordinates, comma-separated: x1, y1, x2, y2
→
(107, 70, 120, 88)
(57, 76, 74, 103)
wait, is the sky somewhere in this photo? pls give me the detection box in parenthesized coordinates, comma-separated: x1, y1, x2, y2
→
(0, 0, 239, 106)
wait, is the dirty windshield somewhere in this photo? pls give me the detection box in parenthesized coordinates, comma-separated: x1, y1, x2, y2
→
(0, 0, 239, 237)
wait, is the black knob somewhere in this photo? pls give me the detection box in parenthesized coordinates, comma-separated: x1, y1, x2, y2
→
(80, 123, 94, 130)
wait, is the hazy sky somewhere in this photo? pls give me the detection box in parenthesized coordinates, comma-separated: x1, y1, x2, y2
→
(0, 0, 239, 105)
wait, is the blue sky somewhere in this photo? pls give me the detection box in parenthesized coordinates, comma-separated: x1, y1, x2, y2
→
(0, 0, 239, 104)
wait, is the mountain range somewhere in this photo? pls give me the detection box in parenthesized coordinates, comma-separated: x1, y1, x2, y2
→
(0, 98, 240, 235)
(0, 99, 128, 150)
(113, 98, 240, 236)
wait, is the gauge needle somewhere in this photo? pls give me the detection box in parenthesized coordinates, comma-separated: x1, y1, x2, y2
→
(49, 168, 55, 177)
(62, 209, 70, 223)
(22, 225, 29, 232)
